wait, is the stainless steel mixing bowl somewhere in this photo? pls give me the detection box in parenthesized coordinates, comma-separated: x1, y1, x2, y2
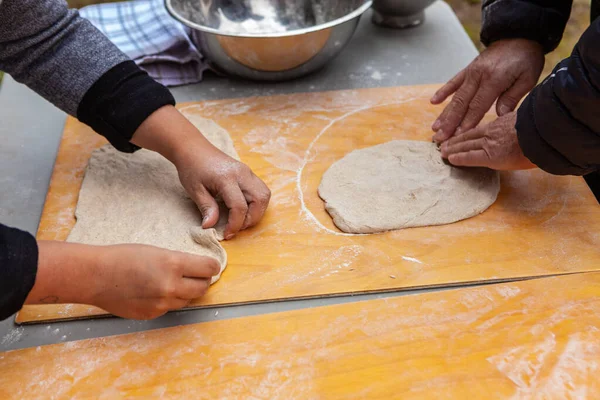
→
(372, 0, 437, 28)
(165, 0, 372, 81)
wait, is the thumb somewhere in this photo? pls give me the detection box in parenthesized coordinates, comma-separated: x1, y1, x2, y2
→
(496, 78, 532, 116)
(191, 187, 220, 228)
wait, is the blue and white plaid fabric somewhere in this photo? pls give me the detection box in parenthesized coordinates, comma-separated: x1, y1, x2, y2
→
(80, 0, 208, 86)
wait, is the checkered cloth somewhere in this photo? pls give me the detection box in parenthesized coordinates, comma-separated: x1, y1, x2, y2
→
(80, 0, 208, 86)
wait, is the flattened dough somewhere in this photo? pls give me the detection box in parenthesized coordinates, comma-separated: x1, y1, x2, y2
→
(318, 140, 500, 234)
(68, 114, 240, 284)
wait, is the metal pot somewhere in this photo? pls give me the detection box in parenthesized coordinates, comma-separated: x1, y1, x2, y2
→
(371, 0, 438, 28)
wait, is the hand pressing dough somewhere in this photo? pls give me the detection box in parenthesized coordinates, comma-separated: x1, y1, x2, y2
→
(67, 114, 240, 284)
(318, 140, 500, 234)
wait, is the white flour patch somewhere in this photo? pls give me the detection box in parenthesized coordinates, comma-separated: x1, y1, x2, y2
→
(271, 245, 364, 287)
(488, 331, 600, 398)
(371, 71, 383, 80)
(57, 304, 74, 316)
(220, 102, 252, 116)
(495, 285, 521, 299)
(267, 175, 298, 208)
(1, 327, 24, 346)
(402, 256, 423, 264)
(244, 128, 303, 172)
(216, 0, 286, 34)
(487, 333, 557, 391)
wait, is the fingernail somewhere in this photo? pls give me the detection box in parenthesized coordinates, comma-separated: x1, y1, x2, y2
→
(498, 105, 510, 115)
(242, 216, 252, 230)
(225, 234, 234, 240)
(440, 142, 448, 155)
(432, 119, 441, 131)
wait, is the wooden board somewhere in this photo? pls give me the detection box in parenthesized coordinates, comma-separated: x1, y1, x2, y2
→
(4, 272, 600, 398)
(17, 84, 600, 324)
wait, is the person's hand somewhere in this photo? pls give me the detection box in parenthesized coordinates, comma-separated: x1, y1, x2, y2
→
(440, 112, 536, 170)
(28, 241, 221, 320)
(131, 106, 271, 239)
(173, 143, 270, 240)
(431, 39, 544, 143)
(91, 244, 220, 319)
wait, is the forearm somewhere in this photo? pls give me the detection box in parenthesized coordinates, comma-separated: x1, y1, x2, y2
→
(25, 241, 105, 306)
(131, 105, 221, 166)
(481, 0, 573, 53)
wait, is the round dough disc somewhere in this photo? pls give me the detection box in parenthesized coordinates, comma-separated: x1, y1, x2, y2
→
(318, 140, 500, 234)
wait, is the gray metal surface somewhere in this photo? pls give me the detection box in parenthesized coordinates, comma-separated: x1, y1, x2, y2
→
(0, 83, 65, 234)
(0, 2, 478, 352)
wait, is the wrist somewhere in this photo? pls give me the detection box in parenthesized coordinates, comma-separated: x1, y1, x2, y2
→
(131, 106, 216, 167)
(490, 38, 544, 53)
(508, 112, 536, 170)
(27, 241, 106, 306)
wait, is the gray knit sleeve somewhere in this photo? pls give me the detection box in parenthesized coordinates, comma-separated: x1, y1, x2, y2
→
(0, 0, 130, 116)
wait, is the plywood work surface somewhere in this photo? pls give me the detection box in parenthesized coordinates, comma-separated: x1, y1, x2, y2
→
(4, 273, 600, 398)
(16, 84, 600, 324)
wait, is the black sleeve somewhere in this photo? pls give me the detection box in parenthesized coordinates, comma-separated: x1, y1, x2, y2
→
(480, 0, 573, 54)
(515, 20, 600, 176)
(77, 61, 176, 153)
(0, 224, 38, 321)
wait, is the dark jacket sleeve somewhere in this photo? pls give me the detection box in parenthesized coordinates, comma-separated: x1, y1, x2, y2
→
(0, 225, 38, 321)
(77, 61, 176, 153)
(515, 20, 600, 176)
(480, 0, 573, 53)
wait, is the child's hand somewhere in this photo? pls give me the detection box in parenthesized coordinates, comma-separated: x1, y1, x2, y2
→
(132, 106, 271, 239)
